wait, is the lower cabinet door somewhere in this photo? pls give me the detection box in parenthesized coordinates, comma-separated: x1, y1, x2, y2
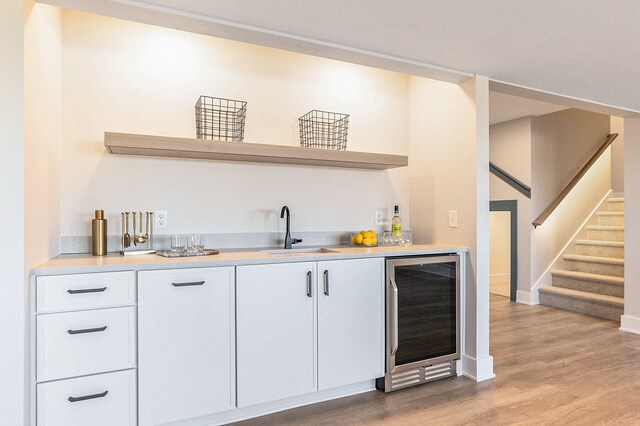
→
(138, 267, 235, 425)
(317, 258, 385, 390)
(36, 369, 136, 426)
(236, 262, 317, 407)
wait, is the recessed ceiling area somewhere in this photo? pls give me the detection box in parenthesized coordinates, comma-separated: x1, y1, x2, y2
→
(489, 92, 568, 125)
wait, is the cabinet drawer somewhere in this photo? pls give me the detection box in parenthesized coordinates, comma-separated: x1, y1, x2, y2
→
(37, 271, 135, 313)
(37, 307, 136, 382)
(37, 369, 136, 426)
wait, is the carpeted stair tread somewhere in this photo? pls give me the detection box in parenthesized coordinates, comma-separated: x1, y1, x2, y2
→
(563, 254, 624, 266)
(551, 269, 624, 285)
(539, 286, 624, 307)
(575, 240, 624, 247)
(598, 212, 625, 216)
(586, 225, 624, 231)
(609, 198, 625, 203)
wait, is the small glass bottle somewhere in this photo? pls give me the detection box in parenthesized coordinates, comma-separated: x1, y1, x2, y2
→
(392, 205, 402, 238)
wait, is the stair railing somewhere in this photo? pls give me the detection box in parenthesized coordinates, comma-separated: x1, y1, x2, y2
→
(489, 162, 531, 198)
(532, 133, 618, 228)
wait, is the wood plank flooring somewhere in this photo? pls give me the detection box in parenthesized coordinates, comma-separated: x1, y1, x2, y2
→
(236, 295, 640, 425)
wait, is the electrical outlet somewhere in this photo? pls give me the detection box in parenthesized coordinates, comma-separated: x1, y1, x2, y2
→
(155, 211, 167, 229)
(374, 210, 384, 226)
(448, 210, 458, 228)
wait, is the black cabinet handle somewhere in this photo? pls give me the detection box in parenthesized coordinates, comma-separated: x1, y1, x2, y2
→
(67, 326, 108, 335)
(67, 287, 107, 294)
(306, 271, 312, 297)
(323, 270, 329, 296)
(172, 281, 205, 287)
(68, 390, 108, 403)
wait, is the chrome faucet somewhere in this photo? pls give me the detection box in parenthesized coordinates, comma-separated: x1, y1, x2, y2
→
(280, 205, 302, 249)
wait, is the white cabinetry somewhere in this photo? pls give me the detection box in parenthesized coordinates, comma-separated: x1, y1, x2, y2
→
(317, 258, 385, 390)
(34, 271, 137, 426)
(138, 267, 235, 425)
(236, 258, 384, 407)
(36, 370, 136, 426)
(37, 306, 135, 382)
(236, 262, 317, 407)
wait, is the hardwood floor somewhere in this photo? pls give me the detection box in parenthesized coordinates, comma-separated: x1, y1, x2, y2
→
(236, 295, 640, 425)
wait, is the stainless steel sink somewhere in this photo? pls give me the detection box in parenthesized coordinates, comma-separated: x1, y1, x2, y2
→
(261, 248, 341, 255)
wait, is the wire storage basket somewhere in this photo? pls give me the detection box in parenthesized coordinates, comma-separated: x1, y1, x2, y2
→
(195, 96, 247, 142)
(298, 110, 349, 150)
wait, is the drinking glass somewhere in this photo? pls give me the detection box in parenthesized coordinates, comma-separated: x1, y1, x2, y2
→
(382, 231, 394, 246)
(400, 231, 413, 246)
(170, 235, 186, 253)
(187, 234, 205, 254)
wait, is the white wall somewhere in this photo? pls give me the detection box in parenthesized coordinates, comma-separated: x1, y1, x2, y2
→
(25, 2, 62, 268)
(489, 117, 531, 184)
(621, 117, 640, 334)
(611, 116, 624, 194)
(59, 10, 409, 239)
(531, 109, 611, 218)
(408, 75, 493, 381)
(489, 117, 532, 294)
(489, 211, 510, 277)
(0, 0, 25, 424)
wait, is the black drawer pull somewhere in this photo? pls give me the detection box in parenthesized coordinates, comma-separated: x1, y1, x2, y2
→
(67, 287, 107, 294)
(68, 390, 108, 403)
(67, 326, 108, 335)
(172, 281, 205, 287)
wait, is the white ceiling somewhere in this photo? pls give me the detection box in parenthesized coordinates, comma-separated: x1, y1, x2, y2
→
(40, 0, 640, 113)
(489, 92, 567, 125)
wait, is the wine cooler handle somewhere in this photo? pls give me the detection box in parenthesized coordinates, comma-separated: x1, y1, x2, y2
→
(390, 277, 399, 356)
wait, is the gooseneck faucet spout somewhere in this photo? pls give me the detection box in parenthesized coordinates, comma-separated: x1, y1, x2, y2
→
(280, 205, 302, 249)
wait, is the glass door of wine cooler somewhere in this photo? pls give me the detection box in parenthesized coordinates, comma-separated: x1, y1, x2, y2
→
(387, 255, 460, 373)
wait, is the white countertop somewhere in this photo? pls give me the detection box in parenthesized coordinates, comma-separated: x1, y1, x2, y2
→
(31, 244, 468, 276)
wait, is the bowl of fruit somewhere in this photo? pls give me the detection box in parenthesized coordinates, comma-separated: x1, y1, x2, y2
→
(351, 230, 378, 247)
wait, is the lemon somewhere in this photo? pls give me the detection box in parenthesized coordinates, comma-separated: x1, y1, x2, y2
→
(371, 237, 378, 245)
(351, 235, 358, 245)
(359, 230, 367, 237)
(354, 233, 364, 245)
(362, 237, 372, 246)
(367, 231, 377, 239)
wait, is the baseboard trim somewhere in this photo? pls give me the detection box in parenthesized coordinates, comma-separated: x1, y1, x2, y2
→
(516, 289, 539, 305)
(461, 354, 495, 382)
(490, 273, 510, 283)
(177, 380, 376, 425)
(620, 315, 640, 335)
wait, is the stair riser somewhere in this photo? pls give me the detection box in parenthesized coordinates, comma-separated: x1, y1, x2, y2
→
(539, 291, 623, 321)
(565, 260, 624, 277)
(575, 244, 624, 258)
(598, 215, 624, 226)
(552, 276, 624, 297)
(609, 202, 624, 212)
(588, 229, 624, 241)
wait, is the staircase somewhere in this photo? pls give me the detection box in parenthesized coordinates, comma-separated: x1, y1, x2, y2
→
(539, 197, 624, 321)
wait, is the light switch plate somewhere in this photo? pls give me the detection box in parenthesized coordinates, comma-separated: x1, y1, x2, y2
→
(448, 210, 458, 228)
(155, 211, 167, 229)
(375, 210, 384, 226)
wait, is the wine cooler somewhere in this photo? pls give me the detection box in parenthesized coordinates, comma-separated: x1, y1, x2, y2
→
(376, 254, 460, 392)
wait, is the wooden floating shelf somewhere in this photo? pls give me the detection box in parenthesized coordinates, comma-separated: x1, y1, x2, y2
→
(104, 132, 408, 170)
